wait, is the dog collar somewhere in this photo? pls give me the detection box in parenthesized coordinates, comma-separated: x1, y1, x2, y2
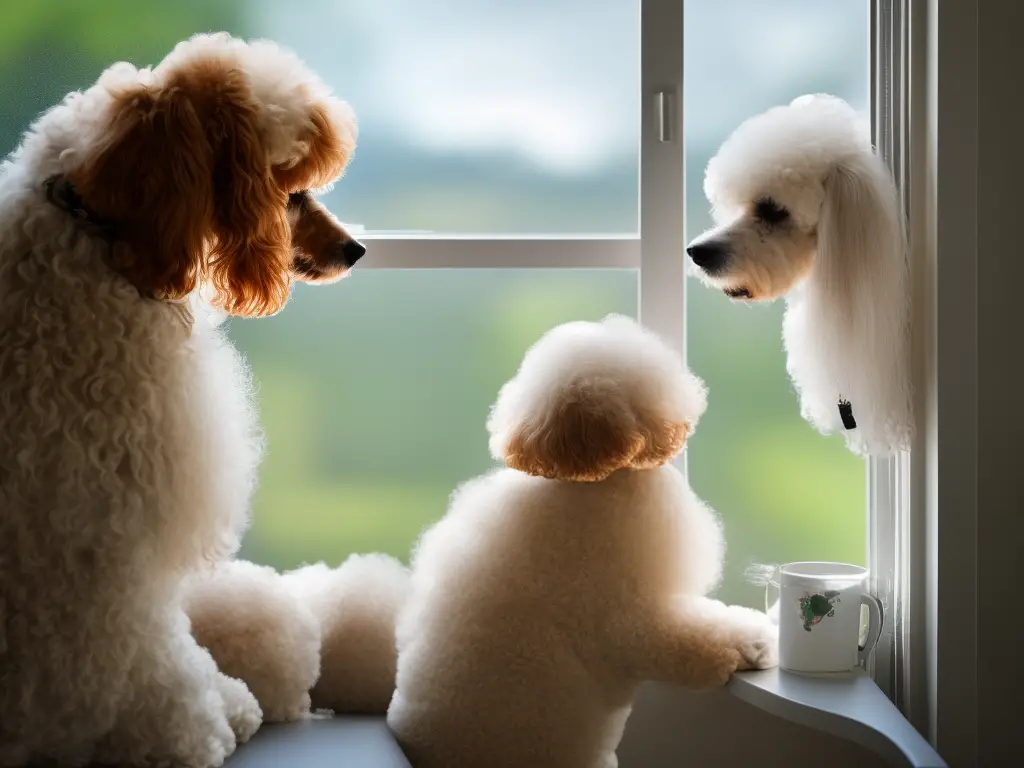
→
(838, 399, 857, 430)
(44, 174, 118, 240)
(43, 174, 194, 334)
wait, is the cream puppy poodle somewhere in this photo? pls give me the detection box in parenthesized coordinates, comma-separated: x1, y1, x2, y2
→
(686, 94, 912, 456)
(387, 315, 778, 768)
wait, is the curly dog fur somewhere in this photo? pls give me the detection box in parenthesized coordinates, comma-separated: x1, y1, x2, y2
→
(0, 33, 362, 767)
(387, 315, 778, 768)
(686, 94, 912, 456)
(281, 555, 411, 715)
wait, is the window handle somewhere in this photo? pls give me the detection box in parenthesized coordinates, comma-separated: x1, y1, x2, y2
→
(655, 90, 673, 143)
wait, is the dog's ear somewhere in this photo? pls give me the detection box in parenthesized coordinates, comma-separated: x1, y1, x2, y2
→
(72, 60, 293, 318)
(817, 155, 905, 316)
(70, 73, 213, 301)
(628, 415, 690, 470)
(492, 379, 646, 482)
(204, 67, 292, 318)
(810, 148, 912, 453)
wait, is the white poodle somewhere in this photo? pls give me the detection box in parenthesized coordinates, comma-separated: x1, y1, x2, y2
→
(686, 94, 912, 456)
(185, 553, 410, 723)
(387, 315, 778, 768)
(0, 33, 366, 767)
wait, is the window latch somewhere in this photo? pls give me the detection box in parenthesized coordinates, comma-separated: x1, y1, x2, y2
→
(655, 91, 673, 143)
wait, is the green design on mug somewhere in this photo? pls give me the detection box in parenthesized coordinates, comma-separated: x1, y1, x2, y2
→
(799, 590, 841, 632)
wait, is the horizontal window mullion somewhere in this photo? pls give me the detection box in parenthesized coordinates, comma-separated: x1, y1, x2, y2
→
(353, 237, 640, 269)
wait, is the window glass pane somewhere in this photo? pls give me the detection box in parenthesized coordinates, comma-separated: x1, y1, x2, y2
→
(0, 1, 639, 236)
(684, 0, 869, 609)
(231, 271, 638, 569)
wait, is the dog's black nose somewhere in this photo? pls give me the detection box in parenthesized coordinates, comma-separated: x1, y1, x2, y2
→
(342, 239, 366, 266)
(686, 242, 726, 272)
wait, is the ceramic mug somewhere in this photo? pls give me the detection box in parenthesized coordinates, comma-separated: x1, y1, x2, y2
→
(765, 561, 883, 674)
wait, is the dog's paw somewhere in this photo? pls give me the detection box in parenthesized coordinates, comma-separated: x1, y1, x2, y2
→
(262, 690, 313, 724)
(734, 622, 779, 671)
(217, 674, 263, 744)
(187, 734, 233, 768)
(736, 635, 778, 670)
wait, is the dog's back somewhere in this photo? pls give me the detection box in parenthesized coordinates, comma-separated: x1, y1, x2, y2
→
(0, 167, 258, 762)
(388, 464, 716, 768)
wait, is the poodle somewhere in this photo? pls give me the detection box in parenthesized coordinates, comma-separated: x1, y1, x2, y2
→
(387, 315, 778, 768)
(185, 552, 409, 722)
(0, 33, 364, 767)
(685, 94, 912, 456)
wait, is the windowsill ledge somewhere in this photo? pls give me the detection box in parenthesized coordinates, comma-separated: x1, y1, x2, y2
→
(728, 668, 947, 768)
(226, 713, 411, 768)
(226, 670, 947, 768)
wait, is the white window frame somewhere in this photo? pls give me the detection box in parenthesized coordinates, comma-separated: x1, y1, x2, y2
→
(360, 0, 917, 720)
(868, 0, 909, 707)
(903, 0, 980, 762)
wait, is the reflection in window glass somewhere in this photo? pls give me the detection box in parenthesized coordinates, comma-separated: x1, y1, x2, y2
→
(684, 0, 869, 608)
(231, 271, 638, 568)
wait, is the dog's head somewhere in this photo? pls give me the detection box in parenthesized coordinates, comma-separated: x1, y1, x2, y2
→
(64, 33, 362, 317)
(686, 94, 902, 305)
(487, 315, 707, 482)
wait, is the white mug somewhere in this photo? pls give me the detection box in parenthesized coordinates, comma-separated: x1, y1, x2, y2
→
(766, 561, 883, 674)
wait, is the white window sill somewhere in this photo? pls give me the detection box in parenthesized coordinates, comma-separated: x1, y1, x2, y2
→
(226, 670, 947, 768)
(729, 669, 947, 768)
(226, 714, 411, 768)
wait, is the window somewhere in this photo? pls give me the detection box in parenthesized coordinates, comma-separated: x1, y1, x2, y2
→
(2, 0, 878, 629)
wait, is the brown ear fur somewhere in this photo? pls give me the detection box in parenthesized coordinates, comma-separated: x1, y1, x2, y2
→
(503, 385, 646, 482)
(203, 64, 292, 318)
(70, 84, 212, 301)
(504, 400, 691, 481)
(629, 418, 689, 469)
(72, 59, 293, 318)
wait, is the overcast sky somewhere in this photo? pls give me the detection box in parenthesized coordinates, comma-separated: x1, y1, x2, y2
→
(252, 0, 868, 177)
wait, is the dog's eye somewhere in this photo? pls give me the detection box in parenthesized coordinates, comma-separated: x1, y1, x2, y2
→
(754, 198, 789, 225)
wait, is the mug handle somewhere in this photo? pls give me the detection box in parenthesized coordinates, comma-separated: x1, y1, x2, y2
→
(858, 594, 885, 665)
